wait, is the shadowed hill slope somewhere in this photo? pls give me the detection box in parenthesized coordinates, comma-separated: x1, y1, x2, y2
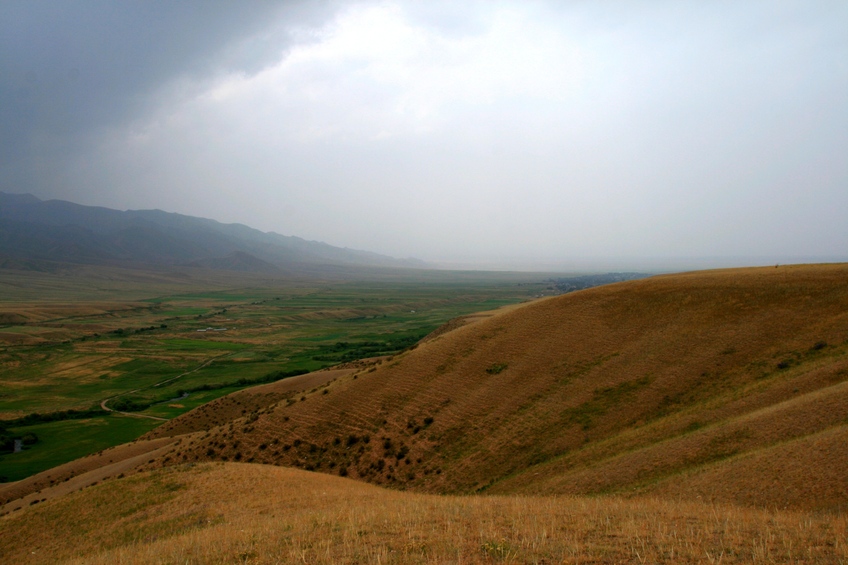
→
(140, 263, 848, 511)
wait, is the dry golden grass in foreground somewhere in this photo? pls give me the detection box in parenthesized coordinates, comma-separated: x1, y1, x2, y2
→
(3, 462, 847, 564)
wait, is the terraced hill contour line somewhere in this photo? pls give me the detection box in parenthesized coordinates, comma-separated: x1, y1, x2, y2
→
(138, 263, 848, 511)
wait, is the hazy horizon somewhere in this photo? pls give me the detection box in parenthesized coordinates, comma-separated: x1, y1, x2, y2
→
(2, 1, 846, 271)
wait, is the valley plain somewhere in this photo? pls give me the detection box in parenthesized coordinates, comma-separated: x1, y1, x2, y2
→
(2, 262, 848, 563)
(0, 264, 547, 482)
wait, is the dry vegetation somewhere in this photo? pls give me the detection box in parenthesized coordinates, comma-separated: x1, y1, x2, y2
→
(3, 263, 848, 561)
(4, 462, 847, 564)
(132, 264, 848, 511)
(148, 368, 356, 437)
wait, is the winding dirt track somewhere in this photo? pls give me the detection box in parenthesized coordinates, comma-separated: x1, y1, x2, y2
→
(99, 356, 223, 421)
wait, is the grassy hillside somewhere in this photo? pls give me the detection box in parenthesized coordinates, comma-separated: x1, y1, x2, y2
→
(138, 264, 848, 510)
(3, 263, 848, 563)
(0, 265, 545, 481)
(2, 462, 846, 564)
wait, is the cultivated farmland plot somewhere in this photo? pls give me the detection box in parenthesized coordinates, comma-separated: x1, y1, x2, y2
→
(0, 266, 549, 481)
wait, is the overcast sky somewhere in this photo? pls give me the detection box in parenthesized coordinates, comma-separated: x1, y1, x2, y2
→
(1, 1, 846, 270)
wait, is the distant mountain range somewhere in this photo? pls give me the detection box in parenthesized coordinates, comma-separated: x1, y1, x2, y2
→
(0, 192, 426, 273)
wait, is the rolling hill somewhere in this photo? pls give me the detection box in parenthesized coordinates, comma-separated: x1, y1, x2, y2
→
(2, 263, 848, 563)
(4, 462, 846, 564)
(0, 192, 426, 272)
(124, 263, 848, 511)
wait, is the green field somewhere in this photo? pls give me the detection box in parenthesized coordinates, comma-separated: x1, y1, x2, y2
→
(0, 416, 160, 482)
(0, 267, 555, 480)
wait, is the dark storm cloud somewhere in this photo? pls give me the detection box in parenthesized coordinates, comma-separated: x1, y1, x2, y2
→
(0, 0, 336, 190)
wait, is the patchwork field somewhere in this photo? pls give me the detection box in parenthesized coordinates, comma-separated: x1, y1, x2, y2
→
(0, 265, 548, 481)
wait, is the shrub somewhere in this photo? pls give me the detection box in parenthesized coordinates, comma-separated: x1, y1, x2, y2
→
(486, 363, 508, 375)
(111, 397, 151, 412)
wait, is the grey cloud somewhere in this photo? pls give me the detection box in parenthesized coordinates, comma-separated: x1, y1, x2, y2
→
(0, 0, 337, 190)
(1, 1, 846, 270)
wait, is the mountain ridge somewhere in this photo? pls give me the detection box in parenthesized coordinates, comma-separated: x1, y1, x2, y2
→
(0, 192, 426, 272)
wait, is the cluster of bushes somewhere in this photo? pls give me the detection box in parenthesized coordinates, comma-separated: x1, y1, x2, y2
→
(175, 368, 309, 396)
(110, 324, 167, 336)
(486, 363, 508, 375)
(382, 438, 410, 461)
(0, 424, 38, 454)
(110, 397, 152, 412)
(0, 432, 12, 453)
(311, 335, 424, 363)
(2, 407, 106, 427)
(406, 416, 434, 435)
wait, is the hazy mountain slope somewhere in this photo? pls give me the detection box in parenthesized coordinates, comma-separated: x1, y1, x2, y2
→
(188, 250, 281, 273)
(0, 192, 425, 270)
(142, 263, 848, 510)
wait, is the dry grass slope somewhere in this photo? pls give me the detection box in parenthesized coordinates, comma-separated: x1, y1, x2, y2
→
(130, 264, 848, 511)
(3, 264, 848, 563)
(3, 462, 847, 564)
(146, 368, 356, 437)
